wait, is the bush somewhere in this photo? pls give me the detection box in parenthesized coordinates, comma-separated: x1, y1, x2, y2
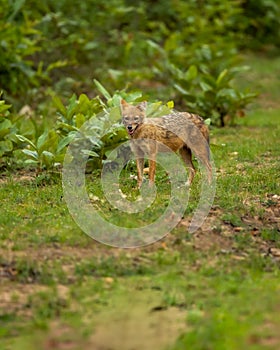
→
(239, 0, 280, 49)
(13, 82, 140, 171)
(0, 0, 42, 99)
(0, 96, 36, 167)
(3, 0, 273, 126)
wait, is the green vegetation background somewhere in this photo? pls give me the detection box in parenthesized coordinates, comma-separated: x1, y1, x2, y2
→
(1, 1, 280, 349)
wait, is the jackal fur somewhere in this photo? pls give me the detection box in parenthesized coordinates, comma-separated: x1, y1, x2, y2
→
(120, 99, 211, 187)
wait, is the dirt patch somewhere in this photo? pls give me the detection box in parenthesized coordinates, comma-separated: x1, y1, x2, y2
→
(27, 289, 186, 350)
(89, 289, 186, 350)
(0, 171, 37, 184)
(176, 194, 280, 261)
(0, 281, 49, 316)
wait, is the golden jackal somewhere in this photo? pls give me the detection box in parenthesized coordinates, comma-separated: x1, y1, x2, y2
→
(120, 99, 212, 187)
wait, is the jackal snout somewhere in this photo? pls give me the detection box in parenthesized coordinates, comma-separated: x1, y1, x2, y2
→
(121, 99, 146, 136)
(125, 122, 139, 136)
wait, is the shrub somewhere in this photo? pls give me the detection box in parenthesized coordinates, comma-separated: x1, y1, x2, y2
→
(0, 0, 42, 99)
(14, 82, 140, 171)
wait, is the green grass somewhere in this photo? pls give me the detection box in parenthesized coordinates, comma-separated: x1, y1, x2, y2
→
(1, 53, 280, 350)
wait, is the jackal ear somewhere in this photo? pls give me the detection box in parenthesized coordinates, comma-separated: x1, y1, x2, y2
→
(120, 99, 128, 106)
(120, 99, 128, 113)
(137, 101, 147, 112)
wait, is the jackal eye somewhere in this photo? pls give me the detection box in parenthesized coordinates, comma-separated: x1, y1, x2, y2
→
(134, 115, 140, 122)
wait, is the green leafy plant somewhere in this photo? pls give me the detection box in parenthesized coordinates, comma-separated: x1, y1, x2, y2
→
(0, 98, 14, 160)
(16, 130, 76, 171)
(0, 0, 43, 98)
(13, 82, 141, 171)
(178, 65, 258, 126)
(147, 41, 257, 126)
(54, 81, 140, 169)
(0, 97, 25, 166)
(238, 0, 280, 49)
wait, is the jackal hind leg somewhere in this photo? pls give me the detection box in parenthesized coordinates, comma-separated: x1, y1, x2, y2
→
(179, 146, 195, 186)
(189, 139, 212, 184)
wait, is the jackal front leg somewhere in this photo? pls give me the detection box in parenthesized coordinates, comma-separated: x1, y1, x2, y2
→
(148, 158, 156, 187)
(136, 157, 144, 188)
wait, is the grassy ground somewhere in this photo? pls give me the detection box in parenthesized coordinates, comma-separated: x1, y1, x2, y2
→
(0, 53, 280, 350)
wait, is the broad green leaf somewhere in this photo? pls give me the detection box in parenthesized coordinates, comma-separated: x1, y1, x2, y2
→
(54, 154, 65, 163)
(57, 133, 77, 154)
(84, 41, 98, 50)
(185, 65, 198, 81)
(164, 32, 180, 52)
(75, 113, 86, 128)
(24, 159, 38, 165)
(78, 94, 90, 104)
(108, 69, 123, 82)
(16, 134, 36, 150)
(57, 122, 78, 132)
(0, 119, 12, 129)
(109, 106, 122, 123)
(200, 81, 213, 92)
(22, 149, 38, 160)
(216, 69, 229, 87)
(217, 88, 238, 100)
(174, 83, 189, 95)
(146, 40, 165, 55)
(94, 80, 111, 101)
(37, 130, 49, 150)
(125, 91, 142, 102)
(7, 132, 19, 143)
(46, 60, 68, 73)
(202, 75, 217, 88)
(146, 102, 162, 117)
(66, 94, 78, 121)
(52, 95, 67, 117)
(0, 101, 11, 114)
(77, 94, 91, 115)
(8, 0, 25, 20)
(174, 85, 197, 103)
(41, 151, 55, 168)
(110, 94, 122, 107)
(0, 119, 12, 139)
(204, 118, 211, 126)
(230, 66, 251, 74)
(81, 149, 99, 158)
(18, 118, 35, 138)
(38, 130, 59, 155)
(0, 140, 13, 156)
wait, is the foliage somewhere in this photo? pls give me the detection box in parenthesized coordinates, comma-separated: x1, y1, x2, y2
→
(12, 82, 176, 171)
(0, 98, 14, 160)
(0, 0, 67, 108)
(0, 0, 43, 99)
(16, 131, 71, 171)
(13, 82, 142, 171)
(1, 0, 275, 116)
(239, 0, 280, 49)
(146, 42, 258, 126)
(0, 97, 24, 165)
(1, 0, 279, 169)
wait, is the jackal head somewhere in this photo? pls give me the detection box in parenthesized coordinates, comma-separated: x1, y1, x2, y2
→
(120, 99, 147, 136)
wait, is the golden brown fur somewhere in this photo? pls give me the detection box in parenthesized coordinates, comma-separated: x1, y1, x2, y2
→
(121, 99, 211, 187)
